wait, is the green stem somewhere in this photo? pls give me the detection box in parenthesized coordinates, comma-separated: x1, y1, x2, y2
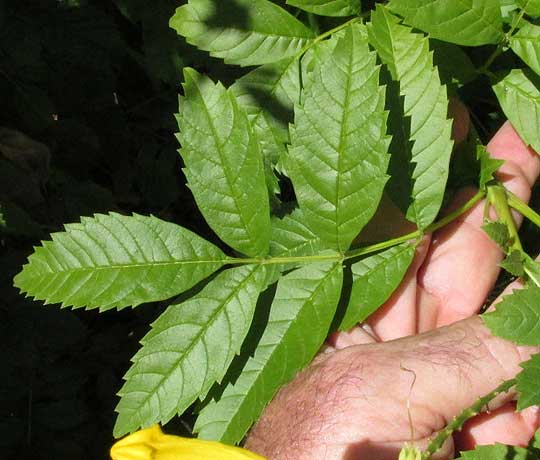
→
(295, 16, 361, 60)
(477, 5, 525, 77)
(477, 45, 503, 77)
(507, 190, 540, 228)
(227, 190, 486, 266)
(487, 185, 523, 252)
(508, 4, 527, 38)
(422, 378, 516, 460)
(345, 190, 485, 261)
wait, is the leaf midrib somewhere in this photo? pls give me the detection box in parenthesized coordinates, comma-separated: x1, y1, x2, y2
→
(197, 84, 259, 251)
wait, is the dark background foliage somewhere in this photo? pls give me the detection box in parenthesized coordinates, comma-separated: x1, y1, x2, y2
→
(0, 1, 538, 459)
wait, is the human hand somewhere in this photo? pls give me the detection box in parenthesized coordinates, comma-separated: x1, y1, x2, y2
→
(244, 116, 540, 459)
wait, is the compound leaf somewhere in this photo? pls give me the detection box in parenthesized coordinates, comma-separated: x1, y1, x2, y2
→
(483, 285, 540, 346)
(231, 58, 301, 201)
(517, 353, 540, 410)
(387, 0, 503, 46)
(114, 264, 266, 437)
(14, 213, 226, 311)
(288, 23, 390, 252)
(194, 262, 343, 443)
(493, 69, 540, 153)
(170, 0, 315, 67)
(457, 444, 533, 460)
(286, 0, 361, 16)
(340, 243, 415, 330)
(178, 68, 271, 257)
(368, 6, 454, 228)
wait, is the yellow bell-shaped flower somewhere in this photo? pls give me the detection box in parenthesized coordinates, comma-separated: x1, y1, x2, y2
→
(110, 425, 265, 460)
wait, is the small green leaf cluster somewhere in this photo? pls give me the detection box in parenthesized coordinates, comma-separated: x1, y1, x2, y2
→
(12, 0, 540, 458)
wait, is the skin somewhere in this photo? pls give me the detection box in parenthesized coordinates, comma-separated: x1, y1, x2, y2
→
(245, 109, 540, 459)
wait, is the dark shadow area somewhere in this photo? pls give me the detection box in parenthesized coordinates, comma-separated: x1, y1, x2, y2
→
(379, 66, 415, 217)
(199, 282, 277, 406)
(203, 0, 249, 31)
(343, 440, 401, 460)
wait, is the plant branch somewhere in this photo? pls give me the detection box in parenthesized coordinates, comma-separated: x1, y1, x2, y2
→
(344, 190, 485, 261)
(422, 378, 516, 459)
(487, 184, 523, 252)
(227, 190, 486, 266)
(296, 16, 361, 60)
(507, 190, 540, 228)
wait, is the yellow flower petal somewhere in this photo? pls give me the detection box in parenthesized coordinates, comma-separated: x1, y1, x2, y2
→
(110, 425, 266, 460)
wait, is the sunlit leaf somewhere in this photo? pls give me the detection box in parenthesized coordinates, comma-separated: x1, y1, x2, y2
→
(517, 353, 540, 410)
(170, 0, 314, 66)
(368, 6, 454, 228)
(388, 0, 503, 46)
(493, 69, 540, 152)
(231, 58, 301, 201)
(482, 220, 510, 251)
(518, 0, 540, 17)
(510, 21, 540, 75)
(499, 250, 525, 276)
(478, 145, 504, 190)
(288, 23, 390, 251)
(286, 0, 360, 16)
(340, 243, 415, 330)
(457, 443, 534, 460)
(178, 68, 271, 257)
(114, 265, 266, 436)
(483, 285, 540, 345)
(14, 213, 227, 311)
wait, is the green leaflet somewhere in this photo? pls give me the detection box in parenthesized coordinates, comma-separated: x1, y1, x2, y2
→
(264, 208, 327, 284)
(288, 23, 390, 252)
(493, 69, 540, 152)
(478, 145, 504, 190)
(169, 0, 315, 67)
(510, 22, 540, 75)
(483, 285, 540, 345)
(340, 243, 415, 330)
(178, 68, 271, 257)
(194, 262, 343, 443)
(231, 58, 301, 201)
(14, 213, 226, 311)
(517, 353, 540, 409)
(482, 220, 510, 251)
(368, 6, 454, 229)
(499, 250, 525, 276)
(387, 0, 503, 46)
(114, 264, 266, 437)
(457, 443, 536, 460)
(270, 208, 324, 258)
(286, 0, 360, 16)
(518, 0, 540, 17)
